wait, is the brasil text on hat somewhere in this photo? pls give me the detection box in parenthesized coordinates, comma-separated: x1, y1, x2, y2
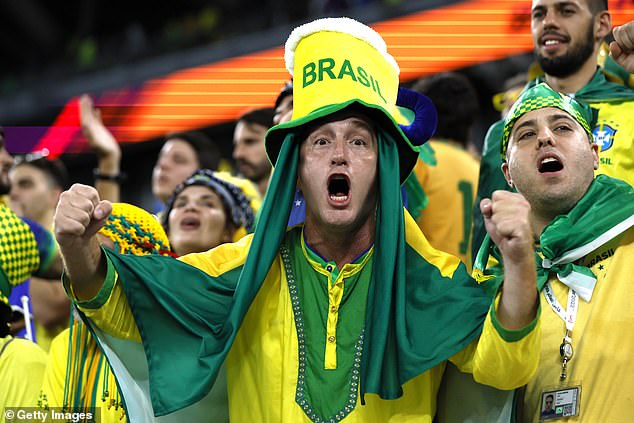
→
(501, 82, 596, 159)
(266, 17, 437, 182)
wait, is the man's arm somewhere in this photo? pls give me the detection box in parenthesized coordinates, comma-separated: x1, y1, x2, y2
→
(79, 94, 122, 203)
(610, 21, 634, 73)
(480, 190, 538, 329)
(53, 183, 112, 300)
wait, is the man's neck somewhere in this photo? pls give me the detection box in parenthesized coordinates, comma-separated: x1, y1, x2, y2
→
(303, 217, 375, 270)
(256, 171, 272, 198)
(38, 210, 55, 231)
(531, 213, 552, 240)
(543, 56, 598, 94)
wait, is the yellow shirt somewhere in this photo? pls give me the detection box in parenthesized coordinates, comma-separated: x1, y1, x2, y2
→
(413, 140, 479, 267)
(0, 336, 47, 419)
(71, 225, 540, 422)
(521, 226, 634, 422)
(591, 101, 634, 185)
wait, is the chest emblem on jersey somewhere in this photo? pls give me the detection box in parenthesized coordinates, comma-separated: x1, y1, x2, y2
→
(592, 124, 617, 152)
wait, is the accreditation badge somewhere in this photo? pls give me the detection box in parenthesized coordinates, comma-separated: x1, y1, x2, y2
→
(539, 384, 581, 421)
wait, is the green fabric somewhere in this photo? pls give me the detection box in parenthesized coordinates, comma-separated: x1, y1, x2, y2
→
(500, 82, 596, 159)
(530, 67, 634, 103)
(101, 128, 493, 417)
(418, 142, 437, 166)
(290, 229, 372, 419)
(489, 300, 540, 343)
(360, 130, 490, 401)
(402, 172, 428, 221)
(471, 68, 634, 265)
(474, 175, 634, 293)
(66, 250, 116, 309)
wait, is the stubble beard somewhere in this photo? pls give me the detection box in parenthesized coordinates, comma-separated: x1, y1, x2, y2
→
(535, 23, 596, 78)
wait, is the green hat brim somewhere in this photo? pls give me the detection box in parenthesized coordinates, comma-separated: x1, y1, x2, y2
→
(265, 99, 419, 183)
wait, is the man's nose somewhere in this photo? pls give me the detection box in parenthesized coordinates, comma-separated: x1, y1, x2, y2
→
(537, 130, 555, 148)
(233, 143, 245, 160)
(330, 140, 348, 165)
(542, 9, 558, 29)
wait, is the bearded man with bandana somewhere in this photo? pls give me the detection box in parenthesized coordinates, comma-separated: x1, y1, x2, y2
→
(53, 18, 541, 422)
(470, 83, 634, 422)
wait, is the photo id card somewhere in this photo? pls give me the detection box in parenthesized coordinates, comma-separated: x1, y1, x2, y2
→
(539, 385, 581, 421)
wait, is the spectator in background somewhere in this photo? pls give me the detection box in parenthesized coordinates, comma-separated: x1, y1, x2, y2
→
(232, 107, 274, 197)
(79, 94, 123, 203)
(409, 72, 480, 267)
(10, 156, 68, 231)
(152, 131, 221, 213)
(492, 72, 529, 119)
(472, 0, 634, 265)
(78, 94, 222, 215)
(162, 169, 260, 256)
(273, 80, 294, 125)
(0, 127, 12, 202)
(9, 156, 69, 352)
(0, 199, 53, 411)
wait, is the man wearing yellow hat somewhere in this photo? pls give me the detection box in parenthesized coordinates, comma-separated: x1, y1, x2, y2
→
(54, 18, 540, 422)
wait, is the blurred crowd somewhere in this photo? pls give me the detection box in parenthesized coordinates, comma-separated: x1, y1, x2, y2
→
(1, 1, 634, 422)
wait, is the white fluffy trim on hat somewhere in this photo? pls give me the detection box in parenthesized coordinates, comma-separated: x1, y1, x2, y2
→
(284, 17, 400, 77)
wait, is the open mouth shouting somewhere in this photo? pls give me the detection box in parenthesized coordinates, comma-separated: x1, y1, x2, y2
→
(327, 174, 351, 207)
(537, 153, 564, 174)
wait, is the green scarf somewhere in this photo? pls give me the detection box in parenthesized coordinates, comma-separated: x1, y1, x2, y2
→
(529, 67, 634, 103)
(474, 175, 634, 296)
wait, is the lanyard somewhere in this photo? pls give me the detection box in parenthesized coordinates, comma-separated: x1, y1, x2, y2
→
(543, 282, 578, 333)
(543, 282, 579, 381)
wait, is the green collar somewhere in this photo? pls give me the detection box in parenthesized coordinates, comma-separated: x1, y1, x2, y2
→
(301, 229, 373, 281)
(529, 67, 634, 102)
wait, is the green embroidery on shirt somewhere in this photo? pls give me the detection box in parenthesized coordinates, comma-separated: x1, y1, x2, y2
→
(284, 230, 372, 421)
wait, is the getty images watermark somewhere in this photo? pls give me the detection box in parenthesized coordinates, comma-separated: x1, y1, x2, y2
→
(3, 408, 99, 422)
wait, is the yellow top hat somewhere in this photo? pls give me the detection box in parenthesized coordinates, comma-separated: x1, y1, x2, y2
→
(266, 17, 421, 182)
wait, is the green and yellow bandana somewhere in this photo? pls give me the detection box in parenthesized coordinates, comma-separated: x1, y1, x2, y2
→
(501, 82, 595, 159)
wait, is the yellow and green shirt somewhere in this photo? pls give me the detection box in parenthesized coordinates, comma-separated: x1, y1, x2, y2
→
(413, 140, 479, 267)
(67, 216, 540, 422)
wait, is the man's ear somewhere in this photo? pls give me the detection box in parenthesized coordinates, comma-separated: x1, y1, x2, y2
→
(591, 142, 600, 170)
(595, 11, 612, 41)
(501, 162, 513, 188)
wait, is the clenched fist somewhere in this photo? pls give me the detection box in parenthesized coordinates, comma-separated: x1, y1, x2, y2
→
(480, 190, 534, 262)
(54, 184, 112, 248)
(54, 184, 112, 299)
(610, 21, 634, 74)
(480, 190, 537, 329)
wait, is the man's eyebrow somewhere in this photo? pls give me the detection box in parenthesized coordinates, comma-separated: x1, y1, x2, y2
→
(512, 118, 537, 135)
